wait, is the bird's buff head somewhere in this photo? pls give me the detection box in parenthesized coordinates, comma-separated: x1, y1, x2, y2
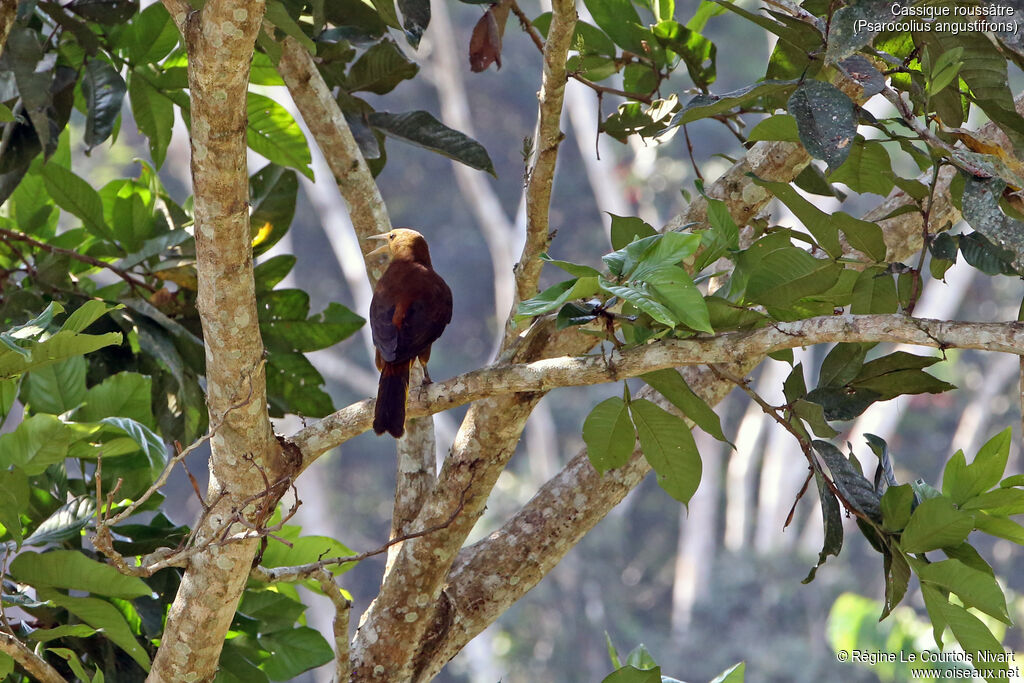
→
(367, 228, 433, 265)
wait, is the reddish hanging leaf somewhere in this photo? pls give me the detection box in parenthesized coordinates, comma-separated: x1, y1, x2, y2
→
(469, 9, 502, 72)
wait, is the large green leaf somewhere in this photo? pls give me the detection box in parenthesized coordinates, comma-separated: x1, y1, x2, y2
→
(641, 369, 727, 442)
(82, 59, 127, 149)
(944, 428, 1011, 505)
(75, 371, 153, 425)
(583, 397, 636, 473)
(917, 559, 1010, 624)
(41, 163, 113, 241)
(744, 247, 842, 308)
(924, 592, 1010, 679)
(0, 413, 71, 475)
(599, 278, 676, 327)
(640, 264, 712, 333)
(250, 164, 298, 257)
(788, 80, 856, 170)
(129, 70, 174, 169)
(0, 468, 29, 546)
(247, 93, 314, 181)
(630, 399, 702, 505)
(369, 111, 495, 176)
(22, 355, 86, 414)
(258, 627, 333, 680)
(961, 176, 1024, 273)
(126, 3, 179, 64)
(900, 496, 974, 553)
(583, 0, 650, 54)
(11, 550, 150, 598)
(38, 589, 151, 670)
(259, 290, 365, 353)
(24, 497, 96, 546)
(813, 440, 881, 522)
(828, 137, 895, 196)
(346, 40, 418, 94)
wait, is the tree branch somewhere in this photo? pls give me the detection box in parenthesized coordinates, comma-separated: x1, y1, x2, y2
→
(148, 0, 277, 679)
(0, 0, 16, 58)
(276, 35, 393, 282)
(501, 0, 577, 347)
(0, 632, 68, 683)
(0, 228, 157, 293)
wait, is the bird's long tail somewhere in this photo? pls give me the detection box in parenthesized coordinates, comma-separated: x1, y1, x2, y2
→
(374, 359, 411, 438)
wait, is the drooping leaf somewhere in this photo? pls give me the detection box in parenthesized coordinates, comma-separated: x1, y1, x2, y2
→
(813, 441, 881, 522)
(803, 469, 843, 583)
(41, 163, 114, 241)
(676, 80, 799, 125)
(917, 559, 1010, 624)
(880, 483, 914, 532)
(128, 70, 174, 168)
(369, 110, 495, 176)
(24, 497, 96, 546)
(630, 399, 702, 505)
(346, 40, 418, 94)
(258, 627, 334, 681)
(961, 175, 1024, 273)
(247, 93, 314, 181)
(11, 550, 150, 598)
(0, 468, 29, 546)
(642, 369, 728, 443)
(22, 356, 87, 414)
(583, 397, 636, 473)
(0, 414, 71, 475)
(787, 80, 856, 170)
(38, 589, 150, 670)
(82, 59, 126, 149)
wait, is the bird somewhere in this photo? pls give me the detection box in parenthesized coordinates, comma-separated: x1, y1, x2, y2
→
(367, 228, 453, 438)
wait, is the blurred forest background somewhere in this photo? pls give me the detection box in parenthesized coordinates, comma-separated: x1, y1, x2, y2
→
(32, 0, 1024, 680)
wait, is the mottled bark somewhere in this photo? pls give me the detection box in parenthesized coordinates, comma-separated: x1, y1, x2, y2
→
(147, 1, 274, 680)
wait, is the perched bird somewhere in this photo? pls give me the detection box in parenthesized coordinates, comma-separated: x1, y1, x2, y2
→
(368, 228, 453, 438)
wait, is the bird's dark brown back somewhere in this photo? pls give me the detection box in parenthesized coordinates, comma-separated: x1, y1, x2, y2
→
(370, 260, 453, 366)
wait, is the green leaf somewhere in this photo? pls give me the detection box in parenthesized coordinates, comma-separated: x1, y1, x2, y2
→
(900, 496, 974, 553)
(748, 114, 799, 142)
(881, 543, 911, 617)
(677, 80, 799, 125)
(880, 483, 914, 532)
(813, 440, 881, 522)
(128, 71, 174, 169)
(63, 300, 122, 333)
(126, 3, 179, 63)
(583, 397, 636, 473)
(583, 0, 649, 54)
(346, 39, 418, 94)
(76, 372, 153, 425)
(0, 468, 29, 546)
(540, 253, 602, 279)
(745, 247, 842, 309)
(368, 110, 495, 176)
(818, 343, 870, 388)
(709, 662, 745, 683)
(630, 399, 702, 505)
(254, 255, 297, 292)
(259, 627, 334, 680)
(945, 428, 1012, 505)
(599, 278, 676, 327)
(974, 513, 1024, 543)
(926, 592, 1010, 678)
(40, 163, 113, 241)
(82, 59, 127, 149)
(652, 20, 717, 89)
(247, 93, 314, 181)
(250, 164, 298, 257)
(850, 267, 897, 314)
(264, 0, 316, 52)
(46, 648, 93, 682)
(11, 550, 150, 599)
(917, 559, 1010, 624)
(22, 356, 87, 414)
(98, 417, 166, 474)
(259, 527, 354, 575)
(24, 497, 96, 546)
(0, 414, 71, 475)
(641, 369, 727, 442)
(803, 469, 843, 583)
(258, 289, 366, 353)
(238, 590, 308, 633)
(39, 589, 150, 670)
(961, 176, 1024, 273)
(639, 264, 712, 333)
(962, 488, 1024, 516)
(28, 624, 99, 642)
(610, 214, 658, 250)
(787, 80, 856, 170)
(825, 0, 885, 63)
(828, 138, 895, 196)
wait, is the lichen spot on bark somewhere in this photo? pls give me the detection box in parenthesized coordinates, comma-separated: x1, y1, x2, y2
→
(573, 492, 587, 508)
(233, 8, 247, 20)
(183, 672, 199, 682)
(509, 575, 520, 586)
(214, 89, 228, 102)
(374, 665, 386, 675)
(216, 552, 235, 570)
(741, 183, 766, 205)
(404, 612, 419, 623)
(415, 594, 430, 607)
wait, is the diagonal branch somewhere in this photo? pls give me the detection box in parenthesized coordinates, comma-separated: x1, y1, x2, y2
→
(500, 0, 577, 351)
(0, 632, 67, 683)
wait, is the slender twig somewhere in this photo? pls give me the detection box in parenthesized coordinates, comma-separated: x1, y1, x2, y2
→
(0, 228, 157, 293)
(710, 365, 871, 523)
(250, 483, 471, 582)
(315, 569, 352, 683)
(683, 123, 704, 182)
(906, 162, 943, 314)
(509, 0, 655, 106)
